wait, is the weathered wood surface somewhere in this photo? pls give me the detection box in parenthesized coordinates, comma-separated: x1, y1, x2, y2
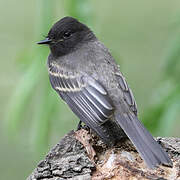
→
(27, 129, 180, 180)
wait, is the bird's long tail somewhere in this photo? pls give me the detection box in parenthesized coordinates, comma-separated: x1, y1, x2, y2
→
(116, 113, 172, 169)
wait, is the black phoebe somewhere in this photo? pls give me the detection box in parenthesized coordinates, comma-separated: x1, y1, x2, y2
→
(38, 17, 172, 168)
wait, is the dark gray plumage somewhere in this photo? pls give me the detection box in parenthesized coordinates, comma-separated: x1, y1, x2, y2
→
(38, 16, 172, 169)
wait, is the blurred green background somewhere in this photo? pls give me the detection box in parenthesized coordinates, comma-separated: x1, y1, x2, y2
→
(1, 0, 180, 179)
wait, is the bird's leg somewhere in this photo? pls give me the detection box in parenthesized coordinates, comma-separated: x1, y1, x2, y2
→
(77, 121, 90, 131)
(77, 120, 82, 130)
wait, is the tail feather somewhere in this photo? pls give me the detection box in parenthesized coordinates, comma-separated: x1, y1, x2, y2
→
(116, 113, 172, 168)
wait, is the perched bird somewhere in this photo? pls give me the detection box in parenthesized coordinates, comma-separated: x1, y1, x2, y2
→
(38, 16, 172, 168)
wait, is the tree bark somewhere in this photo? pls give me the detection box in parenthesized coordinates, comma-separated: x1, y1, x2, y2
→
(27, 129, 180, 180)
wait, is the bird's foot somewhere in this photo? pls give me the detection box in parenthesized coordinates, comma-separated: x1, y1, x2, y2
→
(77, 121, 82, 130)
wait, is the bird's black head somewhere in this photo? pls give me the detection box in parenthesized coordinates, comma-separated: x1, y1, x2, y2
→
(38, 17, 96, 57)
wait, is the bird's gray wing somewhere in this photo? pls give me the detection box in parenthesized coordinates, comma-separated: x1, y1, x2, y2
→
(48, 63, 115, 143)
(115, 71, 138, 115)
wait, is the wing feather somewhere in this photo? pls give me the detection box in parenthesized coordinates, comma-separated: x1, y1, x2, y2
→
(48, 64, 114, 126)
(115, 72, 138, 115)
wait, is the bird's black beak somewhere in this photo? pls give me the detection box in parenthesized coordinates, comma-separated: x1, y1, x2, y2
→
(37, 37, 52, 45)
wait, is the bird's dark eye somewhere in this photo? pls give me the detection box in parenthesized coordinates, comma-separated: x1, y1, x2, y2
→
(63, 31, 72, 39)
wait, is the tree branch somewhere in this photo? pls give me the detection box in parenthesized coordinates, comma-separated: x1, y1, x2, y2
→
(27, 129, 180, 180)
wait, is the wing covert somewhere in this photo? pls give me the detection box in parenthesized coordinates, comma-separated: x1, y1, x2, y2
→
(115, 71, 138, 115)
(48, 62, 114, 125)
